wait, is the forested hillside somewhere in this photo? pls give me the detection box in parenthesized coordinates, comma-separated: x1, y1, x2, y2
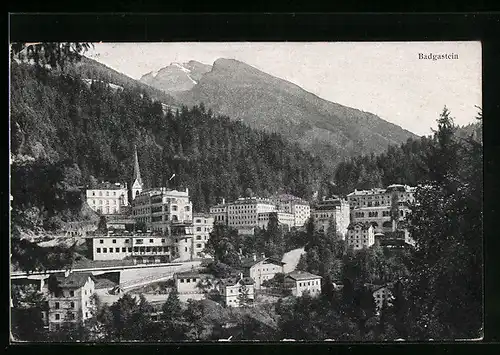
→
(10, 61, 324, 231)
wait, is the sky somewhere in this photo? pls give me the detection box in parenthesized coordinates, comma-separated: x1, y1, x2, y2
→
(86, 42, 482, 136)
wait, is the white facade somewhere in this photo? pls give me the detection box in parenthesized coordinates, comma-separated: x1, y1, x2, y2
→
(174, 272, 216, 301)
(132, 188, 192, 233)
(46, 272, 95, 331)
(312, 198, 350, 238)
(193, 214, 214, 257)
(284, 271, 322, 297)
(87, 228, 195, 263)
(217, 277, 255, 307)
(227, 197, 276, 228)
(346, 222, 375, 250)
(373, 285, 394, 311)
(347, 184, 416, 209)
(269, 195, 311, 228)
(257, 211, 295, 231)
(86, 183, 128, 215)
(242, 257, 285, 290)
(350, 204, 411, 233)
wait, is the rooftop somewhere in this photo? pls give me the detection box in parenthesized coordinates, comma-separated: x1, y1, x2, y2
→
(55, 272, 96, 289)
(88, 182, 127, 190)
(174, 271, 215, 279)
(240, 257, 285, 268)
(347, 222, 374, 230)
(285, 270, 322, 281)
(218, 276, 255, 287)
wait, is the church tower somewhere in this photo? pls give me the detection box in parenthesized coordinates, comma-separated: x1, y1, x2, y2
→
(131, 145, 143, 200)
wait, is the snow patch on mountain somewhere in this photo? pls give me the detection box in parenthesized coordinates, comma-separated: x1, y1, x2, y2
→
(172, 62, 191, 74)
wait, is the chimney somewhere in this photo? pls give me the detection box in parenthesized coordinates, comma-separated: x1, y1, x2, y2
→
(253, 254, 257, 261)
(222, 198, 226, 205)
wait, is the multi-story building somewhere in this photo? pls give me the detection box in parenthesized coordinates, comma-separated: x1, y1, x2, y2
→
(347, 184, 416, 209)
(284, 271, 322, 297)
(350, 203, 412, 233)
(210, 199, 228, 225)
(46, 271, 96, 331)
(311, 197, 350, 238)
(86, 226, 195, 263)
(86, 182, 129, 215)
(269, 194, 311, 228)
(240, 255, 286, 290)
(132, 187, 193, 233)
(371, 284, 394, 311)
(346, 222, 375, 250)
(257, 211, 295, 232)
(193, 214, 214, 258)
(217, 275, 255, 307)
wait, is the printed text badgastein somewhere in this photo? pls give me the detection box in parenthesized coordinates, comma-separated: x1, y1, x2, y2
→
(418, 53, 459, 60)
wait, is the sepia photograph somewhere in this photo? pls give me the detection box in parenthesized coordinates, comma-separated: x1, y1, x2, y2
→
(9, 40, 483, 343)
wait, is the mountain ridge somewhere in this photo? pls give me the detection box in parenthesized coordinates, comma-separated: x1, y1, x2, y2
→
(140, 58, 418, 168)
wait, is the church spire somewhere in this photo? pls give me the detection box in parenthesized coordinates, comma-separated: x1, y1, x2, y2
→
(131, 145, 143, 200)
(133, 145, 142, 185)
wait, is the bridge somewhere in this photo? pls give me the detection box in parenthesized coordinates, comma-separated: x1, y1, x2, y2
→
(11, 260, 202, 292)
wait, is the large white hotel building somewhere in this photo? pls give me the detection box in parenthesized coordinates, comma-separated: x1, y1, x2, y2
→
(209, 194, 311, 234)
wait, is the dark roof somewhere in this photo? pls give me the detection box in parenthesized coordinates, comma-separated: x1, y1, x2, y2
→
(174, 271, 214, 279)
(218, 276, 255, 287)
(56, 272, 95, 289)
(240, 257, 285, 268)
(347, 222, 373, 230)
(285, 270, 322, 281)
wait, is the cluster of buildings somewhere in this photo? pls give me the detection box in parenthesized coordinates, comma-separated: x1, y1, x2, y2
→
(174, 255, 323, 307)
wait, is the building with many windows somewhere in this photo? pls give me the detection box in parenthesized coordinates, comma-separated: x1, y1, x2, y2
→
(269, 194, 311, 228)
(284, 271, 322, 297)
(311, 197, 350, 238)
(257, 211, 295, 232)
(46, 271, 96, 332)
(347, 184, 416, 209)
(132, 187, 193, 233)
(193, 214, 214, 258)
(86, 227, 195, 263)
(346, 222, 375, 250)
(86, 182, 129, 215)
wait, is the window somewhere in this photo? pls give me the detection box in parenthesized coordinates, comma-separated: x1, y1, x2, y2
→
(172, 205, 178, 211)
(97, 248, 101, 253)
(134, 247, 139, 252)
(161, 239, 165, 243)
(180, 278, 185, 283)
(103, 248, 107, 253)
(69, 291, 74, 297)
(196, 236, 201, 240)
(112, 239, 117, 244)
(99, 239, 104, 244)
(128, 248, 132, 252)
(185, 206, 190, 211)
(70, 301, 75, 308)
(196, 227, 202, 231)
(55, 302, 60, 309)
(150, 239, 153, 243)
(55, 314, 60, 320)
(125, 239, 129, 243)
(122, 247, 126, 252)
(196, 219, 202, 223)
(197, 244, 202, 248)
(85, 312, 88, 318)
(185, 247, 188, 252)
(109, 248, 113, 253)
(136, 239, 144, 244)
(116, 248, 120, 252)
(68, 312, 75, 320)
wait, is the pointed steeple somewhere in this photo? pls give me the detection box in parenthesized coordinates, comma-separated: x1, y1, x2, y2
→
(133, 145, 142, 185)
(131, 145, 143, 200)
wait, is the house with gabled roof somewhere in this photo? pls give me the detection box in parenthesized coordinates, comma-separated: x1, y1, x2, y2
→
(240, 254, 286, 289)
(46, 271, 96, 331)
(284, 270, 322, 297)
(216, 274, 255, 307)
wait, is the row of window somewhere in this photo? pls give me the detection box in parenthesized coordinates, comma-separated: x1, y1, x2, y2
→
(298, 280, 320, 287)
(96, 246, 174, 253)
(90, 190, 124, 197)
